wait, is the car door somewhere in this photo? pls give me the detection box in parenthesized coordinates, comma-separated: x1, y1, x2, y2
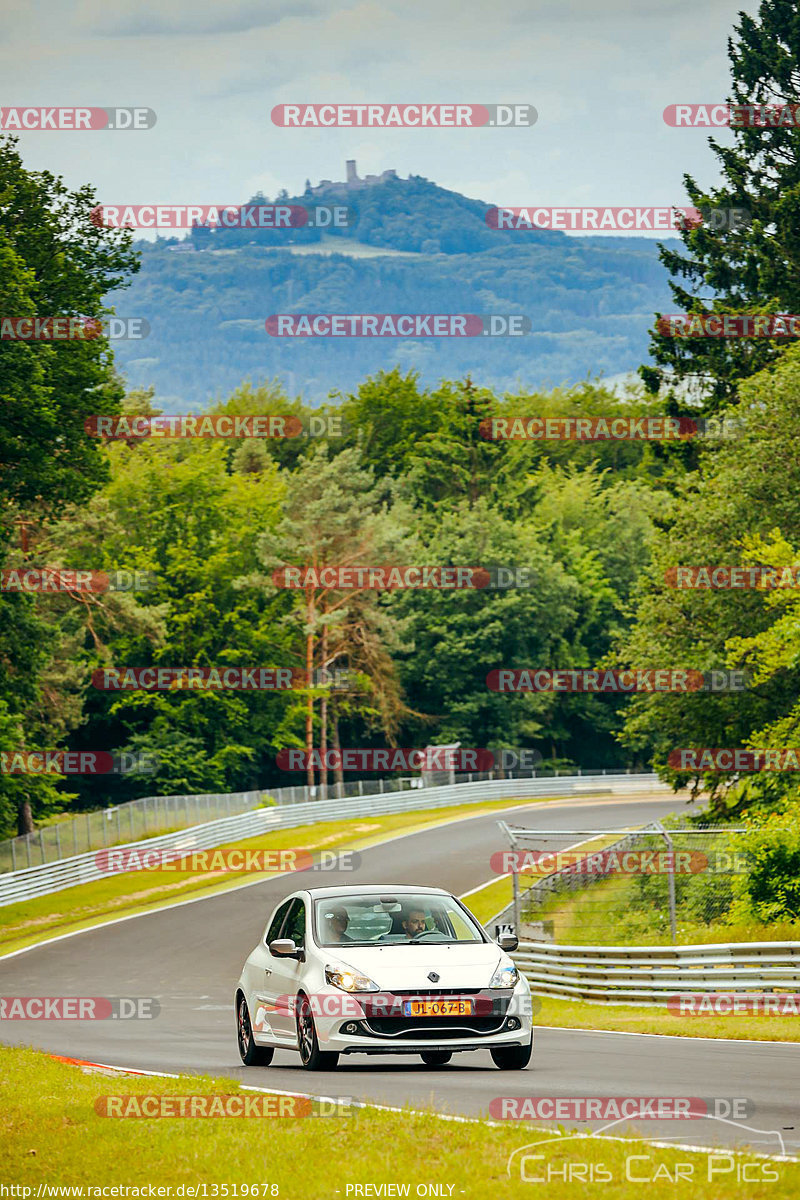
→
(267, 896, 308, 1039)
(248, 898, 293, 1040)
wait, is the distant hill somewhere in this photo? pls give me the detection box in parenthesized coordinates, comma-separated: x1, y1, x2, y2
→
(109, 170, 679, 406)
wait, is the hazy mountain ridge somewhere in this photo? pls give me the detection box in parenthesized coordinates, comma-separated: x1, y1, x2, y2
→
(109, 172, 677, 406)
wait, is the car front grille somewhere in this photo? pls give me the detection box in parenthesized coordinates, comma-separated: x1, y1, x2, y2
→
(355, 989, 515, 1039)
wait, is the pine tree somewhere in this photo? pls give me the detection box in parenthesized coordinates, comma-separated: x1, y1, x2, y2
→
(642, 0, 800, 409)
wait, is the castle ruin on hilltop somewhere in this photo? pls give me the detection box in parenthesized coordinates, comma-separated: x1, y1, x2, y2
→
(308, 160, 398, 196)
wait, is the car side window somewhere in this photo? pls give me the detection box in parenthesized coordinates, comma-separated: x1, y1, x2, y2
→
(265, 900, 291, 945)
(282, 898, 306, 948)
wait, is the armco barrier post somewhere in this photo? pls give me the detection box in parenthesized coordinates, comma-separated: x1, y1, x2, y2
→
(655, 821, 678, 944)
(512, 868, 521, 936)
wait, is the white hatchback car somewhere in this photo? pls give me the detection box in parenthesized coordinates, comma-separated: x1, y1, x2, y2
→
(235, 884, 533, 1071)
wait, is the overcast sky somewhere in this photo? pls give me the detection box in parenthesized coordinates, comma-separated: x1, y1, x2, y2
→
(1, 0, 755, 232)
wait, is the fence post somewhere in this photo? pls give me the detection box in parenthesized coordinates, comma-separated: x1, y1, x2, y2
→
(26, 835, 32, 868)
(512, 869, 521, 936)
(655, 822, 677, 944)
(11, 838, 16, 871)
(39, 829, 46, 863)
(55, 824, 61, 860)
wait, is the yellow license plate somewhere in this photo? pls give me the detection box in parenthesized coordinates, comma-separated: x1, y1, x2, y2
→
(402, 999, 473, 1017)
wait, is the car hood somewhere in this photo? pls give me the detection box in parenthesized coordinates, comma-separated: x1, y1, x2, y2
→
(323, 942, 507, 989)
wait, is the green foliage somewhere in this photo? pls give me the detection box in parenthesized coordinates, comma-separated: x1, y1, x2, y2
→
(618, 345, 800, 815)
(645, 0, 800, 407)
(731, 814, 800, 923)
(0, 136, 139, 833)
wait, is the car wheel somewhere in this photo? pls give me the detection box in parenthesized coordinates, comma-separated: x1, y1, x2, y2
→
(296, 994, 339, 1071)
(490, 1039, 532, 1070)
(420, 1050, 452, 1067)
(237, 995, 275, 1066)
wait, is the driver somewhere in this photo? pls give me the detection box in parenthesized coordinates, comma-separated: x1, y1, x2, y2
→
(401, 907, 427, 939)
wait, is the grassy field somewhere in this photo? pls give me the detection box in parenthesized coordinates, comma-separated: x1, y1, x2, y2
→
(0, 1047, 795, 1198)
(0, 795, 557, 957)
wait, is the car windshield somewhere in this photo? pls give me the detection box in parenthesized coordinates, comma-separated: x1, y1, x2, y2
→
(313, 893, 486, 947)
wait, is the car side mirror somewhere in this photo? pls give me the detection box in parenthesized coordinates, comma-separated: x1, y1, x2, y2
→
(269, 938, 301, 958)
(498, 934, 519, 952)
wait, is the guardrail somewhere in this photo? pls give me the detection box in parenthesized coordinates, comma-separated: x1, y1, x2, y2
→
(513, 940, 800, 1005)
(0, 771, 668, 907)
(0, 765, 648, 872)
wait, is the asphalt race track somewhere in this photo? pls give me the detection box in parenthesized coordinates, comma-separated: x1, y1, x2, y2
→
(2, 791, 799, 1155)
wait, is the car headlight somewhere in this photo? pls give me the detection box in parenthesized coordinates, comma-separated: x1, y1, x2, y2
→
(489, 962, 519, 989)
(325, 963, 380, 993)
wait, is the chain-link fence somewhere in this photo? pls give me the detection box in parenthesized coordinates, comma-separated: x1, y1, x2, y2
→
(493, 821, 753, 946)
(0, 764, 642, 873)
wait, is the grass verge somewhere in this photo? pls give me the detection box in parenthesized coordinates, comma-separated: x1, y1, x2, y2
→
(0, 1046, 795, 1197)
(461, 874, 513, 925)
(534, 994, 800, 1043)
